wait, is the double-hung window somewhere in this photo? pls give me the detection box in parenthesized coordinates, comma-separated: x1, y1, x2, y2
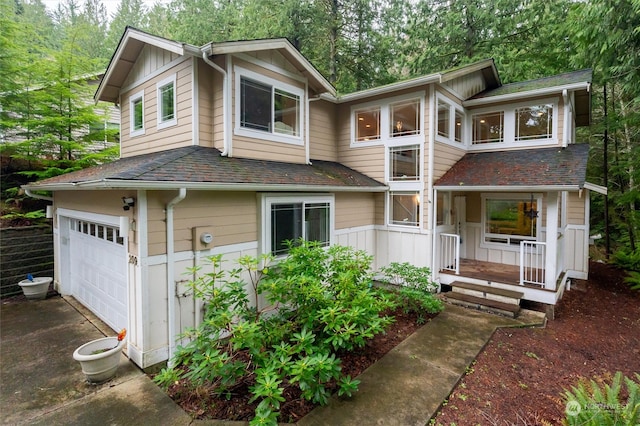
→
(157, 75, 176, 130)
(236, 67, 303, 144)
(262, 195, 333, 256)
(129, 90, 144, 137)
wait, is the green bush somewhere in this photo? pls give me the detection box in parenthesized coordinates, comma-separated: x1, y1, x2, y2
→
(611, 250, 640, 291)
(563, 372, 640, 426)
(154, 241, 395, 425)
(377, 262, 444, 323)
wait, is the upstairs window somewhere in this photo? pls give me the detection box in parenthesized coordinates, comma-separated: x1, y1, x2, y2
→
(390, 99, 420, 137)
(472, 111, 504, 144)
(390, 145, 420, 181)
(129, 90, 144, 137)
(355, 107, 381, 142)
(516, 104, 553, 141)
(157, 75, 176, 129)
(236, 67, 303, 144)
(436, 96, 464, 144)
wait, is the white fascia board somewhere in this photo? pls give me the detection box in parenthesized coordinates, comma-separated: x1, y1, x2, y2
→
(26, 180, 389, 193)
(463, 83, 590, 107)
(204, 40, 335, 96)
(440, 59, 498, 83)
(584, 181, 608, 195)
(433, 185, 581, 192)
(335, 74, 440, 103)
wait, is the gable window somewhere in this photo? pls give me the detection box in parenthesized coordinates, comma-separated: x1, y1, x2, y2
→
(157, 75, 176, 129)
(516, 104, 553, 141)
(472, 111, 504, 144)
(390, 192, 420, 227)
(236, 67, 303, 144)
(355, 107, 381, 142)
(436, 96, 464, 145)
(391, 99, 420, 137)
(129, 90, 144, 137)
(390, 145, 419, 181)
(482, 194, 539, 246)
(262, 195, 333, 256)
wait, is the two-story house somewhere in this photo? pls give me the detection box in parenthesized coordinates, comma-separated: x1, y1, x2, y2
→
(25, 27, 604, 369)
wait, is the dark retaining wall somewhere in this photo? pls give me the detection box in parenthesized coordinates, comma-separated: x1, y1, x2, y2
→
(1, 225, 54, 297)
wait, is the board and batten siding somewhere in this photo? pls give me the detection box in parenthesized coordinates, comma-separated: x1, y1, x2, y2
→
(442, 70, 488, 100)
(146, 191, 257, 256)
(120, 58, 194, 157)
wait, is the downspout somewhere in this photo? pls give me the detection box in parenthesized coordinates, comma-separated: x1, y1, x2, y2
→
(166, 188, 187, 367)
(562, 89, 570, 148)
(427, 85, 437, 282)
(307, 93, 323, 165)
(201, 51, 229, 156)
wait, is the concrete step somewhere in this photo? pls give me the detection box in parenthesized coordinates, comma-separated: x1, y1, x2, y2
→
(443, 292, 521, 318)
(450, 281, 523, 305)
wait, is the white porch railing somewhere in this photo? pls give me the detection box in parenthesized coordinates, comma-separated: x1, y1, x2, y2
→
(440, 233, 460, 274)
(520, 241, 546, 286)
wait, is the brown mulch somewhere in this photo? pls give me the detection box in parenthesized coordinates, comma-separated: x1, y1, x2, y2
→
(162, 308, 431, 423)
(432, 260, 640, 425)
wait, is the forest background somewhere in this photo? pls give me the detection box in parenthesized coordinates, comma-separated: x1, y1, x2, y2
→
(1, 0, 639, 258)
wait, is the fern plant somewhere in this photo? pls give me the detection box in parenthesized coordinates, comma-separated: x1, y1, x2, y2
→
(563, 372, 640, 425)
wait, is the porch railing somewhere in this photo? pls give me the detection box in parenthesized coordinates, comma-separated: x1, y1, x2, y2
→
(440, 233, 460, 274)
(520, 241, 545, 286)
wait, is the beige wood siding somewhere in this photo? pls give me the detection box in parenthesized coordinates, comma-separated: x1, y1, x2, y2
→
(54, 190, 138, 254)
(147, 191, 257, 256)
(198, 59, 215, 148)
(309, 99, 338, 161)
(432, 141, 467, 182)
(121, 58, 193, 157)
(567, 191, 585, 223)
(230, 58, 307, 163)
(335, 192, 376, 229)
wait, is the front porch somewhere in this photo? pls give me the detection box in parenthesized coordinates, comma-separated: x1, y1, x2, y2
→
(439, 258, 568, 306)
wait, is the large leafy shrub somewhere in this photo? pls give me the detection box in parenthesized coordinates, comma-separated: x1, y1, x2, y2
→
(611, 250, 640, 291)
(563, 372, 640, 425)
(377, 262, 444, 323)
(154, 241, 396, 425)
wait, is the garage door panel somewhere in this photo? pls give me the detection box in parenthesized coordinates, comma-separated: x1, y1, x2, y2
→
(68, 218, 127, 333)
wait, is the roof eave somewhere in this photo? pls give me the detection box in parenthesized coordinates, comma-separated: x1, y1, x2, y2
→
(584, 181, 607, 195)
(463, 82, 591, 107)
(335, 74, 441, 103)
(24, 180, 388, 193)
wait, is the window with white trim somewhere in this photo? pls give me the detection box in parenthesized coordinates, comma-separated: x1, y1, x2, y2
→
(355, 107, 381, 142)
(472, 111, 504, 144)
(482, 194, 540, 246)
(389, 145, 420, 181)
(157, 75, 176, 129)
(351, 95, 423, 146)
(390, 192, 420, 227)
(436, 95, 464, 145)
(390, 99, 420, 137)
(515, 104, 553, 141)
(129, 90, 144, 136)
(262, 195, 333, 256)
(235, 67, 303, 144)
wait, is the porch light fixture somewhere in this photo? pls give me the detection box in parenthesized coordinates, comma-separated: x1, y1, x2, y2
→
(524, 194, 538, 220)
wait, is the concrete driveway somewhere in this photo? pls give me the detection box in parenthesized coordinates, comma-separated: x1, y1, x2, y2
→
(0, 295, 191, 425)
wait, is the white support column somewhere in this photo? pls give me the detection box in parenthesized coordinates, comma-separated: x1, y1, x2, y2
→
(545, 191, 559, 290)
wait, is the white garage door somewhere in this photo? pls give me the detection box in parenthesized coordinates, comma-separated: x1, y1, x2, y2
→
(69, 218, 127, 332)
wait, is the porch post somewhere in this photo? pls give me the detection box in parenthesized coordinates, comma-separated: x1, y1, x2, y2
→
(545, 191, 559, 290)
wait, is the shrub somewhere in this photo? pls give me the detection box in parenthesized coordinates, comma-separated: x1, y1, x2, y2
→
(154, 241, 395, 425)
(563, 372, 640, 425)
(611, 250, 640, 291)
(377, 262, 444, 323)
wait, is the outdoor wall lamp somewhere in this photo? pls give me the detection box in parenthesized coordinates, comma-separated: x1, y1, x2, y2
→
(122, 197, 136, 211)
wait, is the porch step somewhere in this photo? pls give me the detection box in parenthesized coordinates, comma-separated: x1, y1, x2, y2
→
(442, 292, 521, 318)
(450, 281, 524, 305)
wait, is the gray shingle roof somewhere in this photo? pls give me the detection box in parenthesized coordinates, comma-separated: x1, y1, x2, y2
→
(434, 144, 590, 188)
(29, 146, 386, 191)
(470, 69, 592, 99)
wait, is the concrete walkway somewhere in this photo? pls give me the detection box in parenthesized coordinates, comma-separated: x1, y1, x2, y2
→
(1, 295, 544, 425)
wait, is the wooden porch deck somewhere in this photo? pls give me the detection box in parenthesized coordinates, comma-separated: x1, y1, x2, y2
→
(440, 259, 522, 286)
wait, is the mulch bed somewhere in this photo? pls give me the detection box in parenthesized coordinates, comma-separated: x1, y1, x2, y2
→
(161, 308, 431, 423)
(432, 260, 640, 425)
